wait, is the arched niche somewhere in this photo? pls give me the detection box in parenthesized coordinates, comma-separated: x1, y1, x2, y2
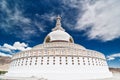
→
(44, 36, 50, 43)
(69, 37, 74, 43)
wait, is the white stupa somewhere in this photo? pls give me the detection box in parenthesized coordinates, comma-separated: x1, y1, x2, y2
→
(4, 16, 112, 80)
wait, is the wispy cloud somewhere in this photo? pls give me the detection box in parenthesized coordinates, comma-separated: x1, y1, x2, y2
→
(1, 0, 120, 42)
(75, 0, 120, 41)
(0, 0, 31, 28)
(34, 13, 57, 32)
(10, 7, 31, 24)
(0, 0, 45, 40)
(107, 53, 120, 61)
(62, 0, 83, 8)
(40, 13, 56, 22)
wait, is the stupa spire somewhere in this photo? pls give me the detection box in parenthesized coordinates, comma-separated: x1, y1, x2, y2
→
(52, 15, 65, 31)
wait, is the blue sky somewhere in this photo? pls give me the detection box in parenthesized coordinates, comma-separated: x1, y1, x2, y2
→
(0, 0, 120, 68)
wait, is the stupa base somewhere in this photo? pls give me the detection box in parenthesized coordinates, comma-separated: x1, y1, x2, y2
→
(1, 72, 113, 80)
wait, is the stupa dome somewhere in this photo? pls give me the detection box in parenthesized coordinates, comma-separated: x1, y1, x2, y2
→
(44, 15, 74, 43)
(44, 30, 74, 43)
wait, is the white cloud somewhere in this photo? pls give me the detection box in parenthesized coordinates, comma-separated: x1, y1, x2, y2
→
(0, 41, 32, 56)
(13, 42, 31, 51)
(3, 44, 16, 50)
(75, 0, 120, 41)
(0, 46, 12, 52)
(3, 42, 31, 51)
(107, 53, 120, 61)
(0, 52, 12, 57)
